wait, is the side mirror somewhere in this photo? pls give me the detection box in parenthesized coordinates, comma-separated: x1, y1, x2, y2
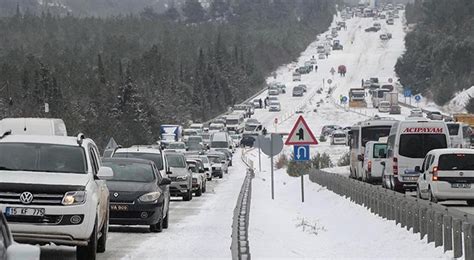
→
(160, 178, 172, 185)
(357, 154, 364, 162)
(199, 169, 205, 173)
(414, 166, 421, 173)
(97, 166, 114, 179)
(166, 171, 173, 175)
(7, 244, 40, 260)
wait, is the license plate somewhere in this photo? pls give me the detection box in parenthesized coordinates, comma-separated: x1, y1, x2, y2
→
(6, 207, 45, 217)
(452, 183, 471, 189)
(403, 176, 418, 181)
(110, 204, 129, 211)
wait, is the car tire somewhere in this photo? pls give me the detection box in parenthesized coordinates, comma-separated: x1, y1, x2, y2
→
(202, 181, 207, 193)
(77, 218, 98, 260)
(196, 186, 202, 197)
(183, 189, 192, 201)
(467, 200, 474, 206)
(416, 186, 422, 199)
(163, 207, 169, 229)
(229, 160, 233, 167)
(219, 173, 223, 179)
(428, 188, 438, 203)
(97, 211, 108, 253)
(150, 217, 163, 233)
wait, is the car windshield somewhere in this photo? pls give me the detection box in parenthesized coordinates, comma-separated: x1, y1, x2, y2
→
(210, 125, 223, 130)
(0, 143, 86, 174)
(245, 125, 258, 131)
(361, 126, 391, 147)
(227, 119, 239, 125)
(188, 143, 202, 150)
(103, 161, 155, 182)
(211, 141, 228, 148)
(114, 152, 163, 170)
(187, 162, 198, 173)
(438, 154, 474, 171)
(184, 130, 198, 136)
(351, 92, 365, 98)
(399, 134, 447, 158)
(165, 154, 186, 168)
(447, 124, 460, 136)
(168, 143, 186, 149)
(199, 156, 209, 164)
(208, 155, 222, 163)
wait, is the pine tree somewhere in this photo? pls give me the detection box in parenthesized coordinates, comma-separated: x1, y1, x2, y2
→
(182, 0, 206, 23)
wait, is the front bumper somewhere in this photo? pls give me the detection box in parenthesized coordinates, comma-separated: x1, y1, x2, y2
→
(109, 201, 163, 225)
(169, 180, 191, 196)
(1, 203, 95, 246)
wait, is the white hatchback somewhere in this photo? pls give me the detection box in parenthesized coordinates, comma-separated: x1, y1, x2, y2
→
(416, 149, 474, 205)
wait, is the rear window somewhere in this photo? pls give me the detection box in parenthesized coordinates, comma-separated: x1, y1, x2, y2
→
(399, 134, 447, 158)
(103, 161, 155, 182)
(334, 133, 346, 138)
(361, 126, 391, 147)
(438, 154, 474, 171)
(447, 124, 460, 136)
(373, 144, 387, 158)
(114, 152, 163, 170)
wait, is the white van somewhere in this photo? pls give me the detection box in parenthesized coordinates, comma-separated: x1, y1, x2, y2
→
(372, 89, 390, 108)
(383, 120, 450, 192)
(225, 113, 244, 133)
(349, 116, 397, 181)
(363, 141, 389, 183)
(378, 101, 391, 113)
(446, 122, 471, 148)
(0, 118, 67, 136)
(416, 149, 474, 205)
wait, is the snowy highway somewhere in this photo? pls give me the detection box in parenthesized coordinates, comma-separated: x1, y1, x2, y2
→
(32, 9, 470, 260)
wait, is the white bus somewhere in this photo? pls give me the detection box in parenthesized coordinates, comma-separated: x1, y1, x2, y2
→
(349, 116, 398, 181)
(383, 119, 450, 192)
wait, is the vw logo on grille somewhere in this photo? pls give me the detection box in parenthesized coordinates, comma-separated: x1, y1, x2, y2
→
(113, 192, 119, 198)
(20, 192, 34, 204)
(460, 172, 465, 177)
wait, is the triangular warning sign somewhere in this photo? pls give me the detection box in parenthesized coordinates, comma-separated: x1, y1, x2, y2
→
(285, 116, 318, 145)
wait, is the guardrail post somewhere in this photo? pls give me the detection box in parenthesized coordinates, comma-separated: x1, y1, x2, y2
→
(419, 207, 428, 240)
(453, 219, 463, 258)
(427, 209, 435, 243)
(412, 203, 420, 234)
(434, 212, 443, 248)
(406, 203, 413, 231)
(443, 215, 453, 253)
(463, 222, 473, 260)
(400, 201, 407, 228)
(395, 200, 401, 225)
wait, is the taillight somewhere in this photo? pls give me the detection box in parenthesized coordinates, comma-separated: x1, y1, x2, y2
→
(432, 166, 438, 181)
(393, 157, 398, 176)
(368, 160, 372, 173)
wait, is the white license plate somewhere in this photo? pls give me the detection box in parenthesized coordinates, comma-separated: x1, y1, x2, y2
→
(403, 176, 418, 181)
(6, 207, 45, 217)
(452, 183, 471, 189)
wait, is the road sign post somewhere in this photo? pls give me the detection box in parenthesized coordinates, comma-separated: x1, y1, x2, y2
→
(270, 134, 274, 200)
(286, 116, 318, 203)
(256, 133, 283, 200)
(415, 95, 421, 108)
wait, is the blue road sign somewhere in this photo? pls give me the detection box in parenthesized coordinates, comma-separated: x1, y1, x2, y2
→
(415, 95, 421, 102)
(294, 145, 310, 161)
(341, 96, 348, 103)
(404, 89, 412, 97)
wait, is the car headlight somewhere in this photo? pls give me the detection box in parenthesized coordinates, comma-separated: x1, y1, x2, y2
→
(62, 191, 86, 205)
(176, 175, 188, 181)
(139, 192, 162, 203)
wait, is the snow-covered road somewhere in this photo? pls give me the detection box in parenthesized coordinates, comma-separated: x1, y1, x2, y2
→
(245, 11, 454, 259)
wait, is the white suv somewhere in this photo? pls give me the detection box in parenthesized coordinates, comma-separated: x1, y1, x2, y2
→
(0, 133, 113, 260)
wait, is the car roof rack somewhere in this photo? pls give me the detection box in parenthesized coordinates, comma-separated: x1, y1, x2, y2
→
(77, 133, 85, 146)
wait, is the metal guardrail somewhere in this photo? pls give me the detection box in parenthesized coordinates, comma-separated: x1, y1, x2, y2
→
(231, 150, 254, 260)
(309, 170, 474, 259)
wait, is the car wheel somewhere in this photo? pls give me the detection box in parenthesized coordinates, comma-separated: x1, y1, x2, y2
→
(150, 215, 163, 233)
(219, 173, 223, 179)
(428, 188, 438, 203)
(229, 160, 233, 167)
(183, 189, 192, 201)
(202, 181, 207, 193)
(163, 207, 169, 229)
(77, 218, 98, 260)
(416, 186, 422, 199)
(97, 211, 108, 253)
(196, 186, 202, 197)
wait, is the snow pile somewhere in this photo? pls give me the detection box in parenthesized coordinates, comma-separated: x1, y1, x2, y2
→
(444, 86, 474, 113)
(249, 162, 453, 259)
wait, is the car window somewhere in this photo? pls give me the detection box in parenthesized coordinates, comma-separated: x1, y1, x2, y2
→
(421, 156, 427, 172)
(0, 143, 87, 174)
(114, 152, 163, 170)
(89, 147, 99, 174)
(438, 154, 474, 171)
(165, 154, 186, 168)
(103, 161, 155, 182)
(373, 144, 387, 158)
(447, 124, 460, 136)
(399, 134, 447, 159)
